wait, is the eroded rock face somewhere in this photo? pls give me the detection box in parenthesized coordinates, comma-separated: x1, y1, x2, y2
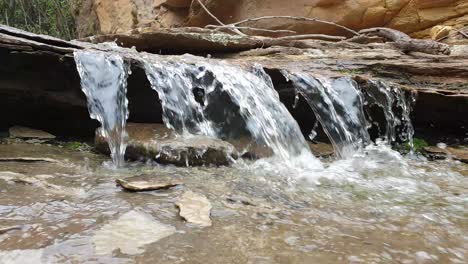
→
(76, 0, 468, 39)
(95, 123, 239, 166)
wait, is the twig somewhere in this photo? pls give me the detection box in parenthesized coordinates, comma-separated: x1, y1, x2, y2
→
(231, 15, 359, 36)
(195, 0, 245, 36)
(455, 28, 468, 38)
(205, 25, 297, 34)
(269, 34, 346, 42)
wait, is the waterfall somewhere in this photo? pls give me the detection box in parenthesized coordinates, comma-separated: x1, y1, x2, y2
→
(74, 50, 130, 167)
(363, 80, 415, 149)
(143, 57, 322, 168)
(284, 72, 371, 157)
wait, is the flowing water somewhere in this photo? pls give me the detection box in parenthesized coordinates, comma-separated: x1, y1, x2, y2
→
(143, 56, 321, 169)
(74, 50, 130, 167)
(284, 72, 371, 157)
(2, 50, 464, 263)
(0, 142, 466, 263)
(362, 80, 415, 148)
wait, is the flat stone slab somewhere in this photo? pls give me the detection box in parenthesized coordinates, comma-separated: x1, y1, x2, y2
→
(116, 174, 182, 192)
(8, 126, 55, 139)
(176, 191, 212, 227)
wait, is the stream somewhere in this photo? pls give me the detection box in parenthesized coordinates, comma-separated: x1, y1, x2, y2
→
(0, 141, 466, 263)
(0, 48, 467, 264)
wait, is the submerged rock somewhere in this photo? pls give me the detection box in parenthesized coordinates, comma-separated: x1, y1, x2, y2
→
(95, 123, 238, 166)
(116, 174, 182, 192)
(93, 210, 176, 255)
(0, 226, 21, 235)
(8, 126, 55, 140)
(176, 191, 212, 227)
(308, 142, 335, 158)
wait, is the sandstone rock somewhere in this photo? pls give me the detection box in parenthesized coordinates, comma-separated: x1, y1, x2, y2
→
(176, 191, 212, 227)
(162, 0, 192, 8)
(80, 27, 273, 54)
(93, 210, 176, 255)
(8, 126, 55, 140)
(75, 0, 468, 38)
(95, 123, 238, 166)
(116, 174, 182, 192)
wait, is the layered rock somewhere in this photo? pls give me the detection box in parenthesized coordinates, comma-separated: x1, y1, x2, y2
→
(75, 0, 468, 39)
(1, 25, 467, 143)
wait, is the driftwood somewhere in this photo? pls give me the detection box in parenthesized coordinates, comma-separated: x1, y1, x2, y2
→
(360, 27, 450, 55)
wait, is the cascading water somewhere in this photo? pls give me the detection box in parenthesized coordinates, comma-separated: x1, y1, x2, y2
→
(143, 57, 322, 168)
(74, 50, 130, 167)
(283, 72, 371, 158)
(363, 80, 415, 149)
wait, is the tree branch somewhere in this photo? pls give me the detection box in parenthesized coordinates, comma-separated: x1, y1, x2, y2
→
(268, 34, 346, 42)
(231, 15, 359, 36)
(195, 0, 245, 36)
(205, 25, 297, 34)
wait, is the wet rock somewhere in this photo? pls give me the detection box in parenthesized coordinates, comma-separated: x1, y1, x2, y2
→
(308, 142, 334, 158)
(176, 191, 212, 227)
(0, 157, 59, 163)
(93, 210, 176, 255)
(423, 146, 468, 163)
(0, 226, 21, 235)
(95, 123, 238, 166)
(8, 126, 55, 140)
(116, 174, 182, 192)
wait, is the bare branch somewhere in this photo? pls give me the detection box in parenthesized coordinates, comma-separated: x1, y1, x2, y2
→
(231, 15, 359, 36)
(269, 34, 346, 42)
(205, 25, 297, 34)
(195, 0, 245, 36)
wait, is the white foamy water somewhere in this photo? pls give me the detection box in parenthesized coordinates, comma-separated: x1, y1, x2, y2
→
(74, 50, 130, 167)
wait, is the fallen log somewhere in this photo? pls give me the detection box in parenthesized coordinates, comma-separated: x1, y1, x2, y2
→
(359, 27, 451, 55)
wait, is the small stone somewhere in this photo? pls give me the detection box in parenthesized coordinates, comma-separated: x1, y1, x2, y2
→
(116, 174, 182, 192)
(176, 191, 212, 227)
(93, 211, 176, 255)
(8, 126, 55, 140)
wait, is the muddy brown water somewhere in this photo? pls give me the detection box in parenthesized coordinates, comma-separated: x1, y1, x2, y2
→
(0, 142, 466, 263)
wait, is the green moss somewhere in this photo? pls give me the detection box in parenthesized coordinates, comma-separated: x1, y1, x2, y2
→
(64, 141, 84, 151)
(397, 138, 428, 153)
